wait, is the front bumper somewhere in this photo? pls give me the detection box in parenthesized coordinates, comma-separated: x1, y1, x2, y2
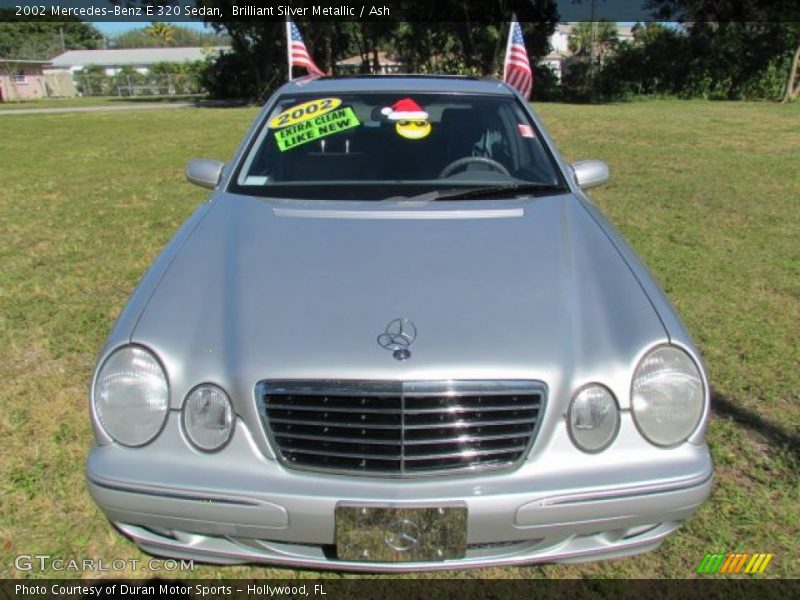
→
(87, 413, 713, 571)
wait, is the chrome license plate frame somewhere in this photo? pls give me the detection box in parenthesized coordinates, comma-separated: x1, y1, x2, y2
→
(335, 503, 468, 562)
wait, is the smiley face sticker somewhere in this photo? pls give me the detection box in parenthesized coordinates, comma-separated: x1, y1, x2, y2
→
(381, 98, 432, 140)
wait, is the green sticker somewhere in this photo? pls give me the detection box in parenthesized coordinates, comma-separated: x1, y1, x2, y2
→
(275, 107, 360, 152)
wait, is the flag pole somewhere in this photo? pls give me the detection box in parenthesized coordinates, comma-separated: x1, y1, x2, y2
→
(286, 18, 293, 81)
(503, 14, 516, 81)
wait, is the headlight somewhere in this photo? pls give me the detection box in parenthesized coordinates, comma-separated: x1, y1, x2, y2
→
(93, 345, 169, 446)
(631, 345, 705, 447)
(568, 384, 620, 452)
(182, 385, 234, 451)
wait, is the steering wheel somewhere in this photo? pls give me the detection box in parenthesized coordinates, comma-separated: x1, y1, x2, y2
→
(438, 156, 511, 179)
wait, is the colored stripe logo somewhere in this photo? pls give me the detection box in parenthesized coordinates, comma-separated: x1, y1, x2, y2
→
(697, 553, 773, 574)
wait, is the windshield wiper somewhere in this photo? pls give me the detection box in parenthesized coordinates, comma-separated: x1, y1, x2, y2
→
(431, 183, 563, 201)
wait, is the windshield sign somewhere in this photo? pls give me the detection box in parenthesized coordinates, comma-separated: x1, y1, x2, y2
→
(232, 92, 564, 200)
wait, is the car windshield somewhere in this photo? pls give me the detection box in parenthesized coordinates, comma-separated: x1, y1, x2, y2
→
(231, 91, 566, 200)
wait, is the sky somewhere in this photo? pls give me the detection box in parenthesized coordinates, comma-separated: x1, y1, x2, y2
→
(91, 21, 210, 36)
(93, 20, 641, 38)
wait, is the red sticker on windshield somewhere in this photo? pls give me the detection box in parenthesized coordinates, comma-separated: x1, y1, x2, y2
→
(518, 124, 534, 138)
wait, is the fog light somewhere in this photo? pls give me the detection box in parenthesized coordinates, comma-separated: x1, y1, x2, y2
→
(182, 385, 234, 451)
(568, 384, 620, 453)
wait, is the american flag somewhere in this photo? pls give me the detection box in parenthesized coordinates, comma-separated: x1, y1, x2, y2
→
(503, 17, 533, 99)
(286, 20, 325, 79)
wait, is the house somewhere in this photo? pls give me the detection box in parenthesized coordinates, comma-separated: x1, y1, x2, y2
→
(0, 59, 51, 102)
(549, 23, 575, 55)
(49, 46, 229, 77)
(541, 23, 636, 81)
(616, 25, 635, 44)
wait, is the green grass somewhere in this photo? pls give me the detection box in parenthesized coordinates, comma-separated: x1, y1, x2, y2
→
(0, 99, 797, 579)
(0, 94, 205, 110)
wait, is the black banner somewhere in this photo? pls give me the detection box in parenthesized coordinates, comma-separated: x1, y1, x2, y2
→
(2, 579, 800, 600)
(1, 0, 798, 23)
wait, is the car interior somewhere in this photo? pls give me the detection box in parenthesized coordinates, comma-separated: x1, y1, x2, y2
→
(241, 94, 560, 187)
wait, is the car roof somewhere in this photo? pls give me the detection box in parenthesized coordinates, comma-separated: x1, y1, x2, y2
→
(277, 75, 515, 96)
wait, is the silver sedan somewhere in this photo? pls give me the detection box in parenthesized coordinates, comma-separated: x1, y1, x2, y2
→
(87, 76, 712, 570)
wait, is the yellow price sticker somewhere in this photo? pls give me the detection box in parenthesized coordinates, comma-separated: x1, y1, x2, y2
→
(268, 98, 342, 129)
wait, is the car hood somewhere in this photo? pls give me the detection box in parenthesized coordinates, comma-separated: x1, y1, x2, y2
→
(131, 192, 667, 410)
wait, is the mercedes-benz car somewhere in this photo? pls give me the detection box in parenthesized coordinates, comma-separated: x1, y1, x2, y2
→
(87, 76, 713, 571)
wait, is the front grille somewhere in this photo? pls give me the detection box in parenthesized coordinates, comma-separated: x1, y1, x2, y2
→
(257, 380, 545, 476)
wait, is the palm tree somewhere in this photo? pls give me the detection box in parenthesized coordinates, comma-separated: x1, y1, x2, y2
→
(781, 26, 800, 103)
(145, 23, 175, 46)
(568, 21, 619, 65)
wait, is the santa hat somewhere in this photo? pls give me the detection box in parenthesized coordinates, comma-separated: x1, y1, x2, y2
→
(381, 98, 428, 121)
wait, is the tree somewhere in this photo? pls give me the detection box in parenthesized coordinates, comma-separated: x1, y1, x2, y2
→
(388, 3, 556, 78)
(0, 16, 103, 60)
(564, 21, 619, 101)
(782, 23, 800, 104)
(568, 21, 619, 63)
(145, 22, 175, 46)
(592, 21, 796, 102)
(595, 24, 689, 99)
(193, 0, 558, 99)
(393, 22, 463, 74)
(200, 20, 286, 99)
(112, 25, 229, 49)
(631, 21, 673, 46)
(647, 0, 800, 102)
(0, 14, 103, 100)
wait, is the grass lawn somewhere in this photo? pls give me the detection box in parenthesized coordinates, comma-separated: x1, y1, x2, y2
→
(0, 95, 205, 110)
(0, 99, 797, 579)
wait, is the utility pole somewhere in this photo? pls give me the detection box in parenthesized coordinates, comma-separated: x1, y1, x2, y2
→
(589, 0, 597, 100)
(59, 27, 65, 53)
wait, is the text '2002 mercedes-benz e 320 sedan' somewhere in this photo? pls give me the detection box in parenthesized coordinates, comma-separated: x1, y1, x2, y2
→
(87, 76, 713, 571)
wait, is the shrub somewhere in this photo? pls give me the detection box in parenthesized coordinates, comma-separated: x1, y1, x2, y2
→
(532, 64, 561, 101)
(74, 65, 111, 96)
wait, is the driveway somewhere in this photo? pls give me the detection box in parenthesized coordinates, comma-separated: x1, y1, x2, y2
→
(0, 102, 194, 116)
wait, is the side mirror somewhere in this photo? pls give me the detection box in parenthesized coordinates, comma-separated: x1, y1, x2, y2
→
(185, 159, 224, 189)
(571, 160, 609, 190)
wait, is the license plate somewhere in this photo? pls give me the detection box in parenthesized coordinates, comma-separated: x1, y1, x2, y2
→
(335, 504, 467, 562)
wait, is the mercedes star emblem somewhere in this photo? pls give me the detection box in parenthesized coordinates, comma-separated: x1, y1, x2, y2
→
(384, 518, 421, 552)
(377, 318, 417, 361)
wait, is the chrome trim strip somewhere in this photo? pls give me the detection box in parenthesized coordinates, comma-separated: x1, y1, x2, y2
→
(273, 432, 398, 445)
(530, 471, 714, 507)
(407, 446, 528, 460)
(273, 208, 525, 220)
(405, 431, 531, 445)
(278, 445, 528, 462)
(268, 417, 400, 430)
(274, 430, 531, 446)
(266, 403, 403, 414)
(281, 446, 403, 460)
(403, 404, 540, 414)
(404, 380, 543, 396)
(403, 417, 537, 430)
(255, 379, 548, 478)
(87, 475, 261, 507)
